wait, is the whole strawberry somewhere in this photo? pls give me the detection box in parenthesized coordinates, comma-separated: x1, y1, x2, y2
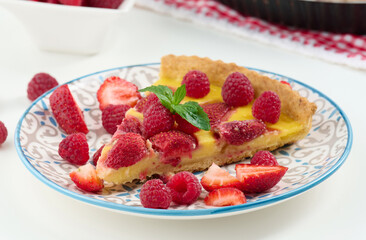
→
(102, 104, 131, 134)
(140, 179, 172, 209)
(50, 85, 89, 134)
(58, 133, 89, 165)
(181, 70, 210, 98)
(27, 73, 58, 101)
(0, 121, 8, 145)
(252, 91, 281, 124)
(221, 72, 254, 107)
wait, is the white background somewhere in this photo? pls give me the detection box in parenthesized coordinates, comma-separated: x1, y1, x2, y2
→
(0, 4, 365, 240)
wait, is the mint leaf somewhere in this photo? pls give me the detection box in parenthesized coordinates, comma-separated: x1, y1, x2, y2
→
(172, 102, 211, 131)
(139, 85, 174, 111)
(173, 84, 186, 105)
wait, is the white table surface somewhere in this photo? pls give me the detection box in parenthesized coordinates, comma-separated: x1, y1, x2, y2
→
(0, 5, 365, 240)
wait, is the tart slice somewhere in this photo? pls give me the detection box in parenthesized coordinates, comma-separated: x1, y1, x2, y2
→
(96, 55, 317, 184)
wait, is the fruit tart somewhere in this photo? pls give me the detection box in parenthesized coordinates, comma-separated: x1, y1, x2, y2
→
(95, 55, 317, 184)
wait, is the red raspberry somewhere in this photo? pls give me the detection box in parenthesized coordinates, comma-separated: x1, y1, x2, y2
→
(27, 73, 58, 101)
(149, 130, 197, 166)
(252, 91, 281, 124)
(102, 104, 131, 134)
(140, 179, 172, 209)
(58, 133, 89, 165)
(112, 116, 142, 140)
(166, 171, 201, 205)
(202, 103, 230, 128)
(221, 72, 254, 107)
(88, 0, 124, 9)
(0, 121, 8, 145)
(251, 151, 279, 166)
(181, 70, 210, 98)
(143, 103, 174, 139)
(104, 133, 147, 169)
(174, 114, 200, 134)
(92, 144, 105, 166)
(218, 120, 266, 145)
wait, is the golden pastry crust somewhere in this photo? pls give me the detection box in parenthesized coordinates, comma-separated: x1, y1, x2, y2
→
(160, 54, 317, 126)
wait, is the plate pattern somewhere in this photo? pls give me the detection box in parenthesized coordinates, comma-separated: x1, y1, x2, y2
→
(16, 64, 351, 216)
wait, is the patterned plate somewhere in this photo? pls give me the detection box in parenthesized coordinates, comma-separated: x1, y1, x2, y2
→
(15, 64, 353, 219)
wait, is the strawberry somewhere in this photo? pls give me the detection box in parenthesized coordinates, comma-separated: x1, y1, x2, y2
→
(88, 0, 124, 9)
(49, 85, 88, 134)
(201, 163, 242, 192)
(280, 80, 292, 89)
(202, 103, 230, 128)
(204, 188, 246, 207)
(92, 144, 105, 166)
(97, 76, 141, 110)
(59, 0, 84, 6)
(104, 133, 147, 169)
(174, 114, 200, 134)
(235, 164, 288, 193)
(69, 163, 104, 193)
(149, 130, 197, 166)
(218, 120, 266, 145)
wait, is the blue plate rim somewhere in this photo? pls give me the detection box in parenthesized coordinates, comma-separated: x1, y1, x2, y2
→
(14, 63, 353, 218)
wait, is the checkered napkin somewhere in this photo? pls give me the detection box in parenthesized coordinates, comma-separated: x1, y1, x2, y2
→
(136, 0, 366, 70)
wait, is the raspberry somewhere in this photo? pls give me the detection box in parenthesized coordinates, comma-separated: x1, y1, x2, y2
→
(166, 171, 201, 205)
(218, 120, 266, 145)
(0, 121, 8, 145)
(92, 144, 105, 166)
(251, 151, 279, 166)
(174, 114, 200, 134)
(104, 133, 147, 169)
(58, 133, 89, 165)
(143, 103, 174, 138)
(102, 104, 131, 134)
(252, 91, 281, 124)
(27, 73, 58, 101)
(202, 103, 230, 128)
(88, 0, 124, 9)
(149, 130, 197, 166)
(181, 70, 210, 98)
(112, 116, 142, 140)
(221, 72, 254, 107)
(140, 179, 172, 209)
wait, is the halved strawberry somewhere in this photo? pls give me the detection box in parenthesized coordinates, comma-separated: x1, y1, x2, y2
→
(97, 76, 141, 110)
(204, 188, 246, 207)
(235, 164, 288, 193)
(201, 163, 242, 192)
(217, 120, 266, 145)
(49, 85, 88, 134)
(69, 163, 104, 192)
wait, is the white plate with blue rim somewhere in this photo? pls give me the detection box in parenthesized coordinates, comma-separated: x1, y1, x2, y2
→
(15, 63, 353, 219)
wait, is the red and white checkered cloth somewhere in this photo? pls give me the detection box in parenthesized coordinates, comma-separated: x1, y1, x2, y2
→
(136, 0, 366, 70)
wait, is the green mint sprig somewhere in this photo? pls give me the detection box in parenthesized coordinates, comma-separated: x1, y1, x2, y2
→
(139, 85, 211, 131)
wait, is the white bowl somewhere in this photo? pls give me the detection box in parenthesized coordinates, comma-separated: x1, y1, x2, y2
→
(0, 0, 135, 55)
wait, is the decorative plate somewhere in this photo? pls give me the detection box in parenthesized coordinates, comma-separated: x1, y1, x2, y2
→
(15, 63, 352, 219)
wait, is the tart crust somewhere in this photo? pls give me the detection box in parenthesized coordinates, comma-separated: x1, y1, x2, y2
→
(97, 55, 317, 184)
